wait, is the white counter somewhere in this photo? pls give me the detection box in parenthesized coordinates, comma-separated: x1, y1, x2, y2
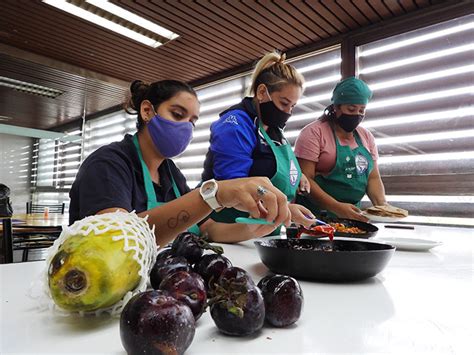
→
(1, 225, 473, 354)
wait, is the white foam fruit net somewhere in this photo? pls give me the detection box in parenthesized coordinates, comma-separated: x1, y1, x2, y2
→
(35, 211, 157, 316)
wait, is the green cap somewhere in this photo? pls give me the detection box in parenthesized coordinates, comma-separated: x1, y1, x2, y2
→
(331, 77, 373, 105)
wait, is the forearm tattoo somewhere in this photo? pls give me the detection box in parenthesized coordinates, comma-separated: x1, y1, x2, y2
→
(167, 210, 191, 229)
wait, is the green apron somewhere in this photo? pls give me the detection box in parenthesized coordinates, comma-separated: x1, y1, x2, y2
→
(297, 128, 373, 217)
(133, 135, 200, 235)
(211, 120, 301, 235)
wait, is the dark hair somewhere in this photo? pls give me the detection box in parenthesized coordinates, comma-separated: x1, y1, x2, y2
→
(124, 80, 197, 131)
(319, 104, 337, 123)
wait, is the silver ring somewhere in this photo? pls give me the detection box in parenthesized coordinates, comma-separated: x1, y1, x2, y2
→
(256, 185, 267, 196)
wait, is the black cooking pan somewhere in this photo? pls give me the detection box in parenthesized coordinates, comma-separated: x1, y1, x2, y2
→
(286, 218, 378, 239)
(325, 218, 379, 238)
(254, 239, 395, 282)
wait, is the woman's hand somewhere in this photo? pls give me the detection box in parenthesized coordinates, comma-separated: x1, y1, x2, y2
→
(298, 173, 310, 195)
(334, 202, 368, 222)
(288, 203, 316, 228)
(216, 177, 291, 227)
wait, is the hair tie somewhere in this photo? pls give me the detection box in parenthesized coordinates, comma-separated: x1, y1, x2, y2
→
(278, 53, 286, 64)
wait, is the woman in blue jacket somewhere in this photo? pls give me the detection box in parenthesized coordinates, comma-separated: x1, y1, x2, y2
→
(201, 52, 315, 241)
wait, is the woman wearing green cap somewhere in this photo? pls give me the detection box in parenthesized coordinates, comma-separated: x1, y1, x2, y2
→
(294, 77, 387, 222)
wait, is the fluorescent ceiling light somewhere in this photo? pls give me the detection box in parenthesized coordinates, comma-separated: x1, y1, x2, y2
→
(0, 76, 63, 98)
(86, 0, 178, 40)
(360, 44, 473, 74)
(42, 0, 165, 48)
(359, 22, 474, 57)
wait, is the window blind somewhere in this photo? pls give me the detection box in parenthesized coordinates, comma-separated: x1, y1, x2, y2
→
(32, 127, 82, 211)
(357, 14, 474, 221)
(0, 134, 33, 213)
(83, 111, 137, 158)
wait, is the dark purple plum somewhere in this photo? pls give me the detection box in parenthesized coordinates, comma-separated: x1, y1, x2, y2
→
(155, 247, 174, 263)
(194, 254, 232, 288)
(150, 256, 190, 290)
(218, 266, 255, 288)
(120, 290, 195, 355)
(159, 271, 207, 320)
(257, 275, 304, 327)
(171, 232, 223, 265)
(210, 284, 265, 336)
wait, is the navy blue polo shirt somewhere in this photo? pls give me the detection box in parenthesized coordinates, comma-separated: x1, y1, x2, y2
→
(201, 97, 284, 182)
(69, 134, 190, 225)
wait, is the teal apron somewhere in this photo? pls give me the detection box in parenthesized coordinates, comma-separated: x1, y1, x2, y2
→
(297, 128, 373, 217)
(211, 120, 301, 235)
(133, 135, 200, 235)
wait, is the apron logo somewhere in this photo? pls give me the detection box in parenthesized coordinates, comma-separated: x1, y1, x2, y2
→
(355, 153, 369, 175)
(289, 160, 298, 187)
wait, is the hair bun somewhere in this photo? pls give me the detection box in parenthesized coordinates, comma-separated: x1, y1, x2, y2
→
(130, 80, 144, 94)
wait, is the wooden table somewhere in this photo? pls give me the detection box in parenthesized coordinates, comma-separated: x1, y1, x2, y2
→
(0, 214, 69, 264)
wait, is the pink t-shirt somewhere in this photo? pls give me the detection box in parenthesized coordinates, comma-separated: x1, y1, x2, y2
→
(294, 120, 378, 175)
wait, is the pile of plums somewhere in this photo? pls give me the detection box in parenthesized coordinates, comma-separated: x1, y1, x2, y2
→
(120, 232, 304, 355)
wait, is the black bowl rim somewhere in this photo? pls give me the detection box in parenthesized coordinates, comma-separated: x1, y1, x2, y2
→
(254, 238, 395, 253)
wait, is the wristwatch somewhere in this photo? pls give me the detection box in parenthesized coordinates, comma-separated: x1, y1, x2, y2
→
(200, 179, 224, 211)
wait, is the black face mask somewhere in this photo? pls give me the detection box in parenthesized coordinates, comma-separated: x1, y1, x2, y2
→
(335, 113, 364, 132)
(259, 100, 292, 128)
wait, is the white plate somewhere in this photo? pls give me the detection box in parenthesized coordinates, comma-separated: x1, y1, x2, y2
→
(362, 212, 405, 223)
(374, 237, 442, 251)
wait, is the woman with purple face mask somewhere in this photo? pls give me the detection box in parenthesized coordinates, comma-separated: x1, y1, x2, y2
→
(295, 77, 388, 222)
(69, 80, 292, 246)
(200, 52, 316, 242)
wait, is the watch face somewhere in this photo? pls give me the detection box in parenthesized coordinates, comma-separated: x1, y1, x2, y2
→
(202, 181, 215, 196)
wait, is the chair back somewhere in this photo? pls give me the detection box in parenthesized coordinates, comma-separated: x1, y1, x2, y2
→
(26, 202, 65, 214)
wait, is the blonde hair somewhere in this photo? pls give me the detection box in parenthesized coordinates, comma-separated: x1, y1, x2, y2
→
(248, 51, 304, 96)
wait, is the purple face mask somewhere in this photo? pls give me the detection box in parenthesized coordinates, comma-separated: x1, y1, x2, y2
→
(147, 110, 194, 158)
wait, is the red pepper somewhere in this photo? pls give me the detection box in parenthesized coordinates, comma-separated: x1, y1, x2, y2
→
(296, 224, 336, 241)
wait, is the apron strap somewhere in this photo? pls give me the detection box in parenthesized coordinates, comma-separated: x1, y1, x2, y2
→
(167, 162, 182, 199)
(257, 120, 285, 150)
(133, 134, 158, 209)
